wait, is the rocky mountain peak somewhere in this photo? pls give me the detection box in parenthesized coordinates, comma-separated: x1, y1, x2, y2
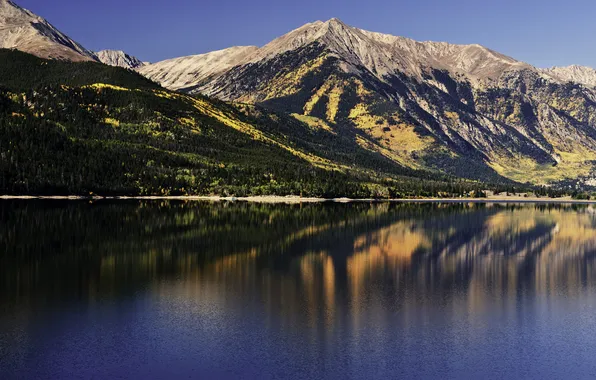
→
(240, 18, 529, 82)
(323, 17, 351, 32)
(96, 49, 145, 69)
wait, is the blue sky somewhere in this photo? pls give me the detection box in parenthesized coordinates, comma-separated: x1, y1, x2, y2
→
(16, 0, 596, 67)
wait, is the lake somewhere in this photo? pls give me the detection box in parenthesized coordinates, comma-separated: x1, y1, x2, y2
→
(2, 201, 596, 379)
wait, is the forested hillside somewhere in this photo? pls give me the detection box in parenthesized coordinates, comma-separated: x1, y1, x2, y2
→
(0, 49, 532, 198)
(0, 49, 157, 90)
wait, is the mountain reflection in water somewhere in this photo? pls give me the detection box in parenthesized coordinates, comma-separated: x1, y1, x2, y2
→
(2, 201, 596, 379)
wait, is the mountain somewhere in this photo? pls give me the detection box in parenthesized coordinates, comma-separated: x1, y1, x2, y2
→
(141, 18, 596, 187)
(1, 48, 511, 198)
(0, 0, 96, 61)
(96, 49, 145, 69)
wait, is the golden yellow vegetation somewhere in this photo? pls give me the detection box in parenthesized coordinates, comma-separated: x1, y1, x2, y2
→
(483, 109, 596, 183)
(348, 102, 434, 168)
(303, 81, 332, 116)
(237, 55, 329, 103)
(84, 83, 131, 92)
(489, 152, 595, 185)
(291, 114, 335, 133)
(186, 94, 342, 170)
(177, 117, 197, 128)
(326, 86, 342, 122)
(103, 118, 120, 127)
(444, 111, 460, 122)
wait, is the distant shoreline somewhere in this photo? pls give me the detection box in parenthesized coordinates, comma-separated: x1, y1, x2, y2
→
(1, 195, 595, 204)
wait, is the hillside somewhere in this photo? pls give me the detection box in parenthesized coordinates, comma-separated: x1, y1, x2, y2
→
(0, 49, 157, 90)
(0, 49, 515, 197)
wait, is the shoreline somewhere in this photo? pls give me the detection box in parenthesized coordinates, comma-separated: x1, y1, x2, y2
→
(1, 195, 595, 204)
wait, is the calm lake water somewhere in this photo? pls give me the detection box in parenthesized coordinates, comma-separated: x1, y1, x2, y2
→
(2, 201, 596, 379)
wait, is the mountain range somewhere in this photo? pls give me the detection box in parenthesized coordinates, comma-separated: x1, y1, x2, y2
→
(1, 0, 595, 195)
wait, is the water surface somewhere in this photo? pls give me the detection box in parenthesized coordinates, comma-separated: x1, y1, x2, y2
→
(2, 201, 596, 379)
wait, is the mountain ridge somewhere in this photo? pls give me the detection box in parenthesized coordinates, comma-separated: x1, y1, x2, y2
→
(142, 18, 596, 92)
(141, 18, 537, 91)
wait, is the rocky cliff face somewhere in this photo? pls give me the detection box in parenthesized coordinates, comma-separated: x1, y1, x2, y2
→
(0, 0, 96, 62)
(141, 19, 596, 187)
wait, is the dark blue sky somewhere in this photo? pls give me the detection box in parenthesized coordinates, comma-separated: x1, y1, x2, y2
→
(16, 0, 596, 67)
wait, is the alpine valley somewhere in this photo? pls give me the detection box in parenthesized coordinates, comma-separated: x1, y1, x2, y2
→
(1, 0, 595, 197)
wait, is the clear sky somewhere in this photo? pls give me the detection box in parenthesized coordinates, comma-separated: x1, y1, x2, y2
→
(15, 0, 596, 67)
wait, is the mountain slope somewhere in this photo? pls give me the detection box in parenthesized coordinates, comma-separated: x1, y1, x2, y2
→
(138, 46, 259, 91)
(0, 49, 157, 90)
(96, 49, 145, 69)
(0, 0, 96, 61)
(140, 18, 596, 187)
(0, 49, 508, 197)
